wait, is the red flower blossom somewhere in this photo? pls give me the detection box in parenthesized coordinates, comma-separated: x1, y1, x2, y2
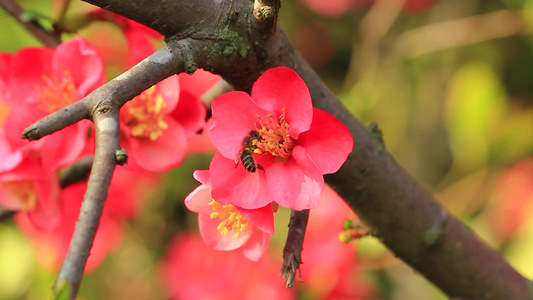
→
(0, 156, 60, 231)
(160, 233, 295, 300)
(13, 167, 155, 271)
(301, 185, 373, 298)
(2, 36, 104, 171)
(119, 69, 215, 171)
(119, 75, 186, 172)
(208, 67, 353, 210)
(185, 170, 274, 261)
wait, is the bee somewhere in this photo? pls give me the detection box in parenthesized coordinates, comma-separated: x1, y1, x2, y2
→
(236, 131, 264, 172)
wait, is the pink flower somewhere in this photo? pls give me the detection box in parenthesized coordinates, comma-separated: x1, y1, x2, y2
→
(301, 185, 373, 298)
(12, 167, 154, 272)
(208, 66, 353, 210)
(160, 233, 295, 300)
(14, 180, 122, 272)
(119, 75, 187, 171)
(185, 170, 274, 261)
(2, 36, 104, 171)
(0, 156, 61, 231)
(119, 69, 217, 172)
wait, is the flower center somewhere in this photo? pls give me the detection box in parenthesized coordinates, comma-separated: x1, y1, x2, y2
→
(122, 86, 168, 141)
(253, 108, 295, 158)
(36, 70, 77, 113)
(1, 180, 37, 211)
(209, 200, 250, 238)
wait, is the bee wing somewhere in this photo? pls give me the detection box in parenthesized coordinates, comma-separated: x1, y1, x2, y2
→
(235, 148, 243, 165)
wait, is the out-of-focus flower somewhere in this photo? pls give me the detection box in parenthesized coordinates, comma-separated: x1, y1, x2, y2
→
(185, 170, 274, 261)
(301, 0, 434, 17)
(119, 75, 187, 172)
(0, 156, 60, 231)
(0, 37, 104, 230)
(488, 158, 533, 241)
(14, 167, 156, 272)
(301, 185, 373, 299)
(119, 69, 219, 171)
(160, 232, 295, 300)
(208, 67, 353, 211)
(2, 36, 103, 171)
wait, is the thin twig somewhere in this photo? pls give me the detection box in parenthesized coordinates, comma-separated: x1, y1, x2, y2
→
(53, 100, 120, 298)
(343, 0, 405, 89)
(22, 42, 189, 140)
(59, 156, 94, 188)
(200, 79, 234, 107)
(281, 209, 309, 288)
(0, 0, 61, 47)
(392, 10, 527, 59)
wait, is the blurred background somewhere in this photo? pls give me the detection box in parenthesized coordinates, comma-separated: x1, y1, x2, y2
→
(1, 0, 533, 299)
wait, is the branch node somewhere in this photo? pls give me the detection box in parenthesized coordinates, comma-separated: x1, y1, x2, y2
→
(252, 0, 280, 35)
(114, 148, 128, 165)
(366, 122, 386, 152)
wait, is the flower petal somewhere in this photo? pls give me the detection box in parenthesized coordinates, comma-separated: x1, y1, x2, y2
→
(297, 108, 353, 174)
(251, 67, 313, 137)
(0, 130, 23, 172)
(192, 170, 211, 185)
(9, 47, 54, 103)
(41, 121, 90, 171)
(237, 203, 274, 234)
(128, 117, 187, 172)
(241, 228, 271, 261)
(184, 184, 215, 215)
(198, 213, 251, 251)
(170, 90, 206, 138)
(209, 91, 268, 160)
(52, 37, 105, 97)
(209, 151, 273, 209)
(266, 155, 323, 210)
(157, 75, 180, 113)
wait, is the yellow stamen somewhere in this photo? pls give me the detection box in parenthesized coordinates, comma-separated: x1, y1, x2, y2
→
(208, 200, 251, 238)
(36, 70, 77, 112)
(122, 86, 168, 141)
(254, 107, 295, 158)
(0, 180, 37, 210)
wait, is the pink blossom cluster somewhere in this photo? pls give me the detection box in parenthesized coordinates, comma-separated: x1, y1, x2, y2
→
(0, 24, 218, 270)
(1, 8, 358, 297)
(185, 67, 353, 260)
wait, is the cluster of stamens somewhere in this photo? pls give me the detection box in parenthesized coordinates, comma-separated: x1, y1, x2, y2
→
(122, 86, 168, 141)
(1, 180, 36, 210)
(37, 70, 77, 113)
(253, 108, 295, 158)
(209, 200, 250, 237)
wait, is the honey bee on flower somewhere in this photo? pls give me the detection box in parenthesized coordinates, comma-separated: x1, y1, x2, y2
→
(207, 66, 353, 211)
(236, 130, 264, 172)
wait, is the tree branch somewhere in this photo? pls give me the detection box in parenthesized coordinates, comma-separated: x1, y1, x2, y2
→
(281, 209, 309, 288)
(19, 0, 533, 298)
(53, 99, 120, 298)
(22, 41, 188, 140)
